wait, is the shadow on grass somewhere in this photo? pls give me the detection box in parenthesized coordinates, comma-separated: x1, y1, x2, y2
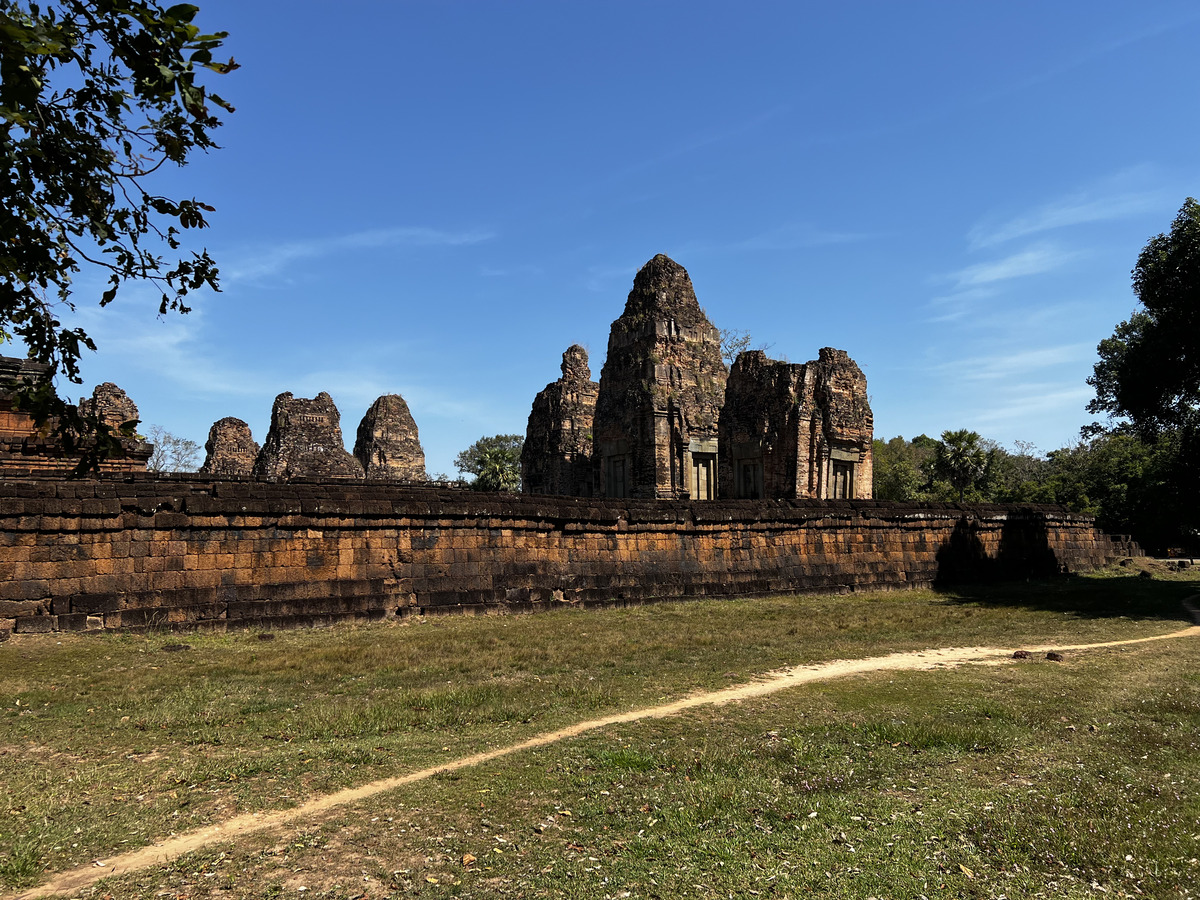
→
(931, 510, 1198, 621)
(934, 569, 1197, 622)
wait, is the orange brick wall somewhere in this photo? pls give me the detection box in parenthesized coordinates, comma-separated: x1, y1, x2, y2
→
(0, 477, 1139, 635)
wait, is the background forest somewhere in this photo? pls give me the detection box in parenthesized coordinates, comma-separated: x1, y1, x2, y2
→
(871, 428, 1184, 553)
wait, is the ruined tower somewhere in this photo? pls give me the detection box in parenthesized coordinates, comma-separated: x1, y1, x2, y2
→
(718, 348, 873, 499)
(199, 417, 260, 477)
(592, 255, 728, 499)
(353, 394, 426, 482)
(0, 358, 151, 476)
(78, 382, 140, 432)
(251, 391, 364, 482)
(521, 344, 599, 496)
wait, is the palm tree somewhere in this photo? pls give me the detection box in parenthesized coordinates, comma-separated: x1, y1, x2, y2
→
(934, 429, 987, 502)
(474, 445, 521, 492)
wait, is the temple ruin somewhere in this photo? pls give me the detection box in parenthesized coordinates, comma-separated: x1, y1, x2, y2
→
(591, 254, 728, 499)
(251, 391, 364, 481)
(4, 248, 872, 500)
(199, 417, 260, 477)
(718, 348, 873, 500)
(520, 344, 599, 496)
(522, 254, 874, 501)
(354, 394, 427, 482)
(0, 357, 152, 476)
(78, 382, 141, 433)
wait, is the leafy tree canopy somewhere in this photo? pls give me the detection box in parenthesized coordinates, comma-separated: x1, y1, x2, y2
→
(1, 0, 235, 459)
(454, 433, 523, 492)
(1085, 197, 1200, 549)
(873, 427, 1188, 553)
(1088, 197, 1200, 435)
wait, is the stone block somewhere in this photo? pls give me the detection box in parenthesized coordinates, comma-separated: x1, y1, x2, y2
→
(55, 613, 91, 632)
(15, 615, 56, 633)
(0, 598, 50, 617)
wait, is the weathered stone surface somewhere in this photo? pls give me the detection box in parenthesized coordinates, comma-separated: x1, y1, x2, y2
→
(593, 255, 727, 499)
(200, 417, 260, 477)
(354, 394, 426, 482)
(717, 350, 805, 499)
(79, 382, 140, 431)
(0, 357, 151, 475)
(718, 347, 873, 499)
(0, 476, 1140, 634)
(0, 355, 51, 387)
(521, 344, 599, 496)
(252, 392, 364, 482)
(806, 347, 874, 499)
(0, 358, 54, 464)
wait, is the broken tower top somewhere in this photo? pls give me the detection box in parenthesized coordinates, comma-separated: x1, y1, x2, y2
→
(618, 254, 706, 326)
(561, 344, 591, 382)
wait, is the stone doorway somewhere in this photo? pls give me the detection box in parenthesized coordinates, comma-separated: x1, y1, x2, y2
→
(692, 453, 716, 500)
(831, 460, 854, 499)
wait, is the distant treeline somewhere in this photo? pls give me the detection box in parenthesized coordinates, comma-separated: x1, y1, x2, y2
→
(873, 428, 1192, 555)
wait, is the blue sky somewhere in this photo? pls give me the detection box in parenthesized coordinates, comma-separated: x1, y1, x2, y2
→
(53, 1, 1200, 476)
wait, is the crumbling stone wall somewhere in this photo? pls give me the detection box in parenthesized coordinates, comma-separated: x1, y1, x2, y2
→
(0, 357, 151, 476)
(251, 392, 363, 482)
(200, 417, 259, 477)
(353, 394, 426, 482)
(0, 477, 1139, 636)
(593, 255, 727, 499)
(719, 348, 874, 499)
(521, 345, 599, 496)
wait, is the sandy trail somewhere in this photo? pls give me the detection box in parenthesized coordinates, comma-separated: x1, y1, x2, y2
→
(14, 625, 1199, 900)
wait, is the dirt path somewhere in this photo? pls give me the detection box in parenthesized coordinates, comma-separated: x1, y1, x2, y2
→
(14, 625, 1199, 900)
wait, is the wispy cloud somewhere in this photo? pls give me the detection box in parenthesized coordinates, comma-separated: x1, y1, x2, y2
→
(969, 384, 1095, 426)
(969, 186, 1169, 249)
(925, 287, 998, 323)
(729, 222, 875, 252)
(223, 226, 495, 283)
(942, 244, 1081, 290)
(934, 343, 1095, 382)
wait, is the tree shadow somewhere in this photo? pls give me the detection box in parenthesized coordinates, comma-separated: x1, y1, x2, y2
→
(933, 512, 1195, 621)
(933, 569, 1195, 622)
(934, 513, 1061, 584)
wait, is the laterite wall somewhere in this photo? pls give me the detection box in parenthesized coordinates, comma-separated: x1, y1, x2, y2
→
(0, 477, 1139, 635)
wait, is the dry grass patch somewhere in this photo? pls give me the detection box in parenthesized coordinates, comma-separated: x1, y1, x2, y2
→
(1, 565, 1196, 895)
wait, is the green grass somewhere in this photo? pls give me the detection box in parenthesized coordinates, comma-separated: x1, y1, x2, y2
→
(1, 563, 1197, 897)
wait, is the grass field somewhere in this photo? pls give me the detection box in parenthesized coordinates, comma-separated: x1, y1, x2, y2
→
(2, 561, 1198, 899)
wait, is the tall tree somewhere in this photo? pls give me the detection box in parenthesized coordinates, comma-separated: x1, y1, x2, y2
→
(1087, 198, 1199, 550)
(933, 429, 988, 502)
(872, 435, 936, 500)
(1089, 198, 1200, 434)
(455, 434, 523, 491)
(1, 0, 235, 459)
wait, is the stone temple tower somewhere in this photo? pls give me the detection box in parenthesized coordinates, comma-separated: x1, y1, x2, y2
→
(521, 344, 599, 497)
(592, 254, 728, 499)
(717, 348, 874, 500)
